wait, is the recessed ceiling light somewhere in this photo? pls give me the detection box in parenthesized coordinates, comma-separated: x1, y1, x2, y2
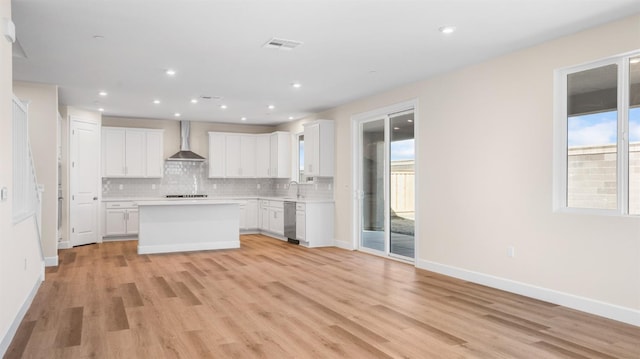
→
(98, 91, 108, 96)
(92, 35, 104, 40)
(98, 108, 105, 112)
(393, 127, 400, 130)
(190, 99, 198, 104)
(174, 112, 181, 117)
(291, 82, 301, 88)
(153, 99, 161, 104)
(241, 117, 247, 121)
(220, 104, 227, 109)
(165, 69, 176, 76)
(631, 58, 640, 64)
(408, 119, 413, 123)
(268, 105, 275, 110)
(439, 26, 456, 34)
(288, 116, 294, 120)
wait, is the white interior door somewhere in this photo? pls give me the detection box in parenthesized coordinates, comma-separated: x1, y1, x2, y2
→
(70, 118, 100, 246)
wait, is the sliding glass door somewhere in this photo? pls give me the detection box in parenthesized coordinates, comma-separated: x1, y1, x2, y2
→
(357, 110, 415, 260)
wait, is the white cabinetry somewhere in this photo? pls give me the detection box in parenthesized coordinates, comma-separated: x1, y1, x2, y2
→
(102, 127, 164, 178)
(296, 203, 306, 241)
(225, 135, 256, 177)
(270, 132, 291, 178)
(239, 199, 259, 232)
(208, 131, 290, 178)
(303, 120, 334, 177)
(208, 132, 226, 178)
(104, 201, 139, 237)
(296, 201, 334, 247)
(255, 134, 271, 177)
(259, 200, 284, 236)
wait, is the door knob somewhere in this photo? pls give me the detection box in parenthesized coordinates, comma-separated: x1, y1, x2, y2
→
(93, 197, 98, 200)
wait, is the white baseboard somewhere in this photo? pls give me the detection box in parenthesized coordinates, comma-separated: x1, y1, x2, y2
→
(57, 240, 71, 249)
(138, 241, 241, 255)
(416, 259, 640, 327)
(44, 255, 58, 267)
(0, 270, 44, 357)
(334, 239, 355, 250)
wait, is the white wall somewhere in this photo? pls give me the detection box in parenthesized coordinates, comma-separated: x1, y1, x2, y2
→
(0, 0, 46, 355)
(13, 81, 59, 265)
(279, 14, 640, 325)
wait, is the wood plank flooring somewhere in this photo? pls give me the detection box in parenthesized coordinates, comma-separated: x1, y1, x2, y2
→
(5, 234, 640, 358)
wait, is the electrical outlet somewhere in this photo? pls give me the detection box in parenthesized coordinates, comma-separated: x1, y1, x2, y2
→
(257, 183, 261, 189)
(213, 183, 217, 189)
(119, 184, 124, 190)
(151, 184, 156, 190)
(507, 246, 515, 258)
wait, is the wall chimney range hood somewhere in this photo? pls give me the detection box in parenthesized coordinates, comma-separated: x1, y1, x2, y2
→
(167, 120, 205, 161)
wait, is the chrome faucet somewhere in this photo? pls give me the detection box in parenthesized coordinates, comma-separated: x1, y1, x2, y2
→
(289, 180, 300, 199)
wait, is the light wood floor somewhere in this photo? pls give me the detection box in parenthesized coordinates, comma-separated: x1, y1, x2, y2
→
(5, 234, 640, 358)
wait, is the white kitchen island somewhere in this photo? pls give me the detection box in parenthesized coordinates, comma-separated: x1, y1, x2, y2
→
(137, 199, 241, 254)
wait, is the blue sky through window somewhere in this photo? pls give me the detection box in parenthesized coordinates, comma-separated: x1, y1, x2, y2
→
(568, 107, 640, 146)
(391, 139, 415, 161)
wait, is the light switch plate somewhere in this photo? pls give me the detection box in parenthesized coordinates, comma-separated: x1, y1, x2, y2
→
(1, 186, 8, 201)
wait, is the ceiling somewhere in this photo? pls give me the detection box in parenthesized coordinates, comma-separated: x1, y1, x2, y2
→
(11, 0, 640, 125)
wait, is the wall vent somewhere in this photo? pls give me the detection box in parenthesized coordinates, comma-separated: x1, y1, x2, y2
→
(263, 37, 303, 51)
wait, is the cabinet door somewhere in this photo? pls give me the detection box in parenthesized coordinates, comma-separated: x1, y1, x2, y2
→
(126, 209, 139, 234)
(255, 135, 270, 177)
(304, 123, 319, 176)
(105, 209, 126, 235)
(240, 135, 256, 177)
(238, 203, 247, 230)
(225, 135, 242, 177)
(260, 206, 269, 230)
(269, 132, 291, 178)
(245, 200, 258, 229)
(102, 128, 126, 177)
(208, 133, 226, 177)
(125, 129, 146, 177)
(269, 208, 284, 235)
(145, 131, 164, 178)
(296, 210, 305, 240)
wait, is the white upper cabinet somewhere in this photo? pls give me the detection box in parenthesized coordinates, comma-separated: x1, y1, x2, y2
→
(304, 120, 334, 177)
(208, 132, 226, 178)
(145, 130, 164, 178)
(255, 134, 271, 177)
(225, 134, 256, 178)
(102, 127, 164, 178)
(270, 131, 291, 178)
(209, 131, 290, 178)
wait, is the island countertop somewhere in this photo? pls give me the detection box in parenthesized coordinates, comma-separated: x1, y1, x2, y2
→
(136, 199, 244, 206)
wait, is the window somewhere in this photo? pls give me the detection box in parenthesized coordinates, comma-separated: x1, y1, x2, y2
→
(555, 52, 640, 215)
(12, 96, 35, 223)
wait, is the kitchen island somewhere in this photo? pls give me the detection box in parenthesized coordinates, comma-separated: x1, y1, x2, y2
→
(137, 199, 241, 254)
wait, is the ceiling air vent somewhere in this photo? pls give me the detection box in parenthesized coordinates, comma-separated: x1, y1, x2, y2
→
(263, 37, 303, 51)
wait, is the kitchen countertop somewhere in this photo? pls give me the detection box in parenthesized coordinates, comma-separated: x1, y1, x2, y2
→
(137, 199, 243, 206)
(102, 196, 334, 203)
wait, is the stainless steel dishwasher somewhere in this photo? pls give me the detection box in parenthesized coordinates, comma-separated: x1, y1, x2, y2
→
(283, 201, 298, 244)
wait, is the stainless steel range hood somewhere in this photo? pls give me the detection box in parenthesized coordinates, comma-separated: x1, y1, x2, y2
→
(167, 121, 205, 161)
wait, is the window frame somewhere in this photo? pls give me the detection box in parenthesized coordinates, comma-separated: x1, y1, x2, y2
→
(553, 51, 638, 216)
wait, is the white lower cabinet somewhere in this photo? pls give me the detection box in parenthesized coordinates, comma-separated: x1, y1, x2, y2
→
(104, 201, 139, 237)
(296, 203, 306, 241)
(268, 201, 284, 236)
(239, 199, 259, 232)
(296, 202, 334, 247)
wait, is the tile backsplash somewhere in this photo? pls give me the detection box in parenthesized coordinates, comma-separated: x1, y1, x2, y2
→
(102, 161, 333, 200)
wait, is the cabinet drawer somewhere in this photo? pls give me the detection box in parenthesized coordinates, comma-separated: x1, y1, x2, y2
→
(106, 201, 137, 209)
(269, 200, 284, 209)
(261, 200, 270, 207)
(296, 203, 305, 211)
